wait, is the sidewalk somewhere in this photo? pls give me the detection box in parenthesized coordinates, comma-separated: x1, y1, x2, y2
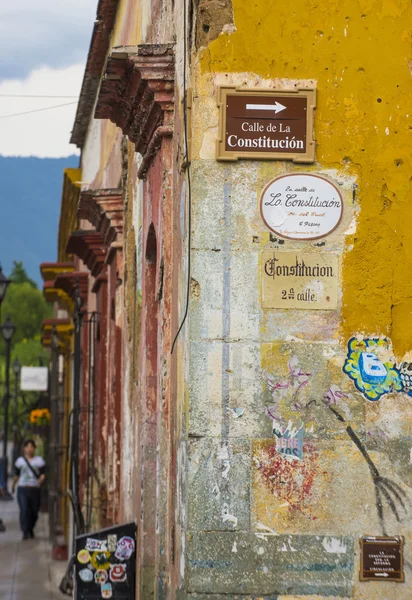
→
(0, 497, 68, 600)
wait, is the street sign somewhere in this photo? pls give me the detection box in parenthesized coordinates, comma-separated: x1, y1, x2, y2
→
(20, 366, 48, 391)
(360, 536, 404, 582)
(262, 251, 338, 310)
(217, 87, 316, 163)
(260, 173, 343, 240)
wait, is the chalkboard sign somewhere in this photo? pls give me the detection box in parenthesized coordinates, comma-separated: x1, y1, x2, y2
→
(75, 522, 137, 599)
(360, 536, 404, 582)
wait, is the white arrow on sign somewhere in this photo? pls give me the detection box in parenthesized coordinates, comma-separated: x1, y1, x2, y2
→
(375, 573, 389, 577)
(246, 101, 287, 114)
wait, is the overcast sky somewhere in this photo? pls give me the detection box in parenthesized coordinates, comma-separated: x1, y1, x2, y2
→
(0, 1, 97, 157)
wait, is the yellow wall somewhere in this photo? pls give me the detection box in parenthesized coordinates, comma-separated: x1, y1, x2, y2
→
(200, 0, 412, 356)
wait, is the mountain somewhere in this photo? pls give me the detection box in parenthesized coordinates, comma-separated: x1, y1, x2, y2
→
(0, 155, 79, 286)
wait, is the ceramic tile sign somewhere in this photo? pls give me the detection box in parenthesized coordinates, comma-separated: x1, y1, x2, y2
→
(260, 173, 343, 240)
(360, 536, 404, 582)
(262, 251, 338, 310)
(216, 87, 316, 163)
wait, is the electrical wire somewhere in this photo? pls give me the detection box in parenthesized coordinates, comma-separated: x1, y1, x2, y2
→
(171, 0, 192, 355)
(0, 94, 78, 98)
(0, 101, 78, 120)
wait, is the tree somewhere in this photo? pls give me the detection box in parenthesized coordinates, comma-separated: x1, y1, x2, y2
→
(1, 282, 52, 346)
(12, 336, 48, 366)
(9, 261, 37, 288)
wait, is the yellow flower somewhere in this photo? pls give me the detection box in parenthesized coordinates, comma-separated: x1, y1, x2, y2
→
(29, 408, 51, 424)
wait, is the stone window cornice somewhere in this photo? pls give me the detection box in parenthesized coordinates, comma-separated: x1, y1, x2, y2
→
(95, 44, 175, 177)
(77, 189, 124, 249)
(66, 230, 107, 278)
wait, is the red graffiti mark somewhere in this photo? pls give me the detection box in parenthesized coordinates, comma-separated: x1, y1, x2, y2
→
(257, 442, 319, 514)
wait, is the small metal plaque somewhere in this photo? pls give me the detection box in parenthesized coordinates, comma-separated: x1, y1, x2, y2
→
(262, 251, 338, 310)
(360, 536, 404, 582)
(216, 86, 316, 163)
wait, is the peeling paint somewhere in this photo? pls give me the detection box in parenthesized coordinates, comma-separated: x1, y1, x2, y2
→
(222, 503, 238, 527)
(322, 537, 348, 554)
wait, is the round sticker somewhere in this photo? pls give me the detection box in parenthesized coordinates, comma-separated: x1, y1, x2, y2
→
(90, 551, 111, 570)
(260, 173, 343, 240)
(95, 569, 108, 584)
(77, 549, 91, 564)
(79, 568, 93, 583)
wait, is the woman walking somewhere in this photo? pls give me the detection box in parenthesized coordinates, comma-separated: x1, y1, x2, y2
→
(12, 439, 46, 540)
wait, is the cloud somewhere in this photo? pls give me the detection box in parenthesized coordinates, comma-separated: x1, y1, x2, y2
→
(0, 64, 84, 157)
(0, 1, 97, 80)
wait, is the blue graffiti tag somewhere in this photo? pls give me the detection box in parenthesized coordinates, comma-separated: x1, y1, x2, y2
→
(343, 338, 402, 401)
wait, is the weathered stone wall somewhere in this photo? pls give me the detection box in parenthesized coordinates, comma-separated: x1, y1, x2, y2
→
(184, 1, 412, 598)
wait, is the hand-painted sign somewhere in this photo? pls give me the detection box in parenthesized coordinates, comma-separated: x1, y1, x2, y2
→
(216, 87, 316, 163)
(260, 174, 343, 240)
(262, 251, 338, 310)
(360, 536, 404, 582)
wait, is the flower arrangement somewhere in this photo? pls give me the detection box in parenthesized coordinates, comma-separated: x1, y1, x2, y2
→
(29, 408, 51, 425)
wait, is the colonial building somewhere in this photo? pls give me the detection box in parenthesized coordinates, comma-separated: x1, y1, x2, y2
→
(41, 1, 412, 599)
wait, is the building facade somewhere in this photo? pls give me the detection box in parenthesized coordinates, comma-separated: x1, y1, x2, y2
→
(41, 1, 412, 598)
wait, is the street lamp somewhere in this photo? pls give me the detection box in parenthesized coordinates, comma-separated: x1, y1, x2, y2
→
(12, 358, 21, 467)
(1, 316, 15, 341)
(1, 316, 15, 496)
(0, 269, 11, 498)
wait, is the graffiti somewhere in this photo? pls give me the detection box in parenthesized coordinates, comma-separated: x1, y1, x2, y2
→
(256, 440, 320, 513)
(274, 422, 304, 461)
(265, 359, 310, 461)
(323, 386, 353, 420)
(264, 354, 408, 534)
(267, 356, 311, 407)
(343, 338, 402, 401)
(322, 388, 407, 536)
(399, 361, 412, 395)
(265, 357, 312, 461)
(260, 361, 321, 509)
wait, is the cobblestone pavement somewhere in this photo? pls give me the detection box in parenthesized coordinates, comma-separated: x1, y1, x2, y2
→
(0, 496, 68, 600)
